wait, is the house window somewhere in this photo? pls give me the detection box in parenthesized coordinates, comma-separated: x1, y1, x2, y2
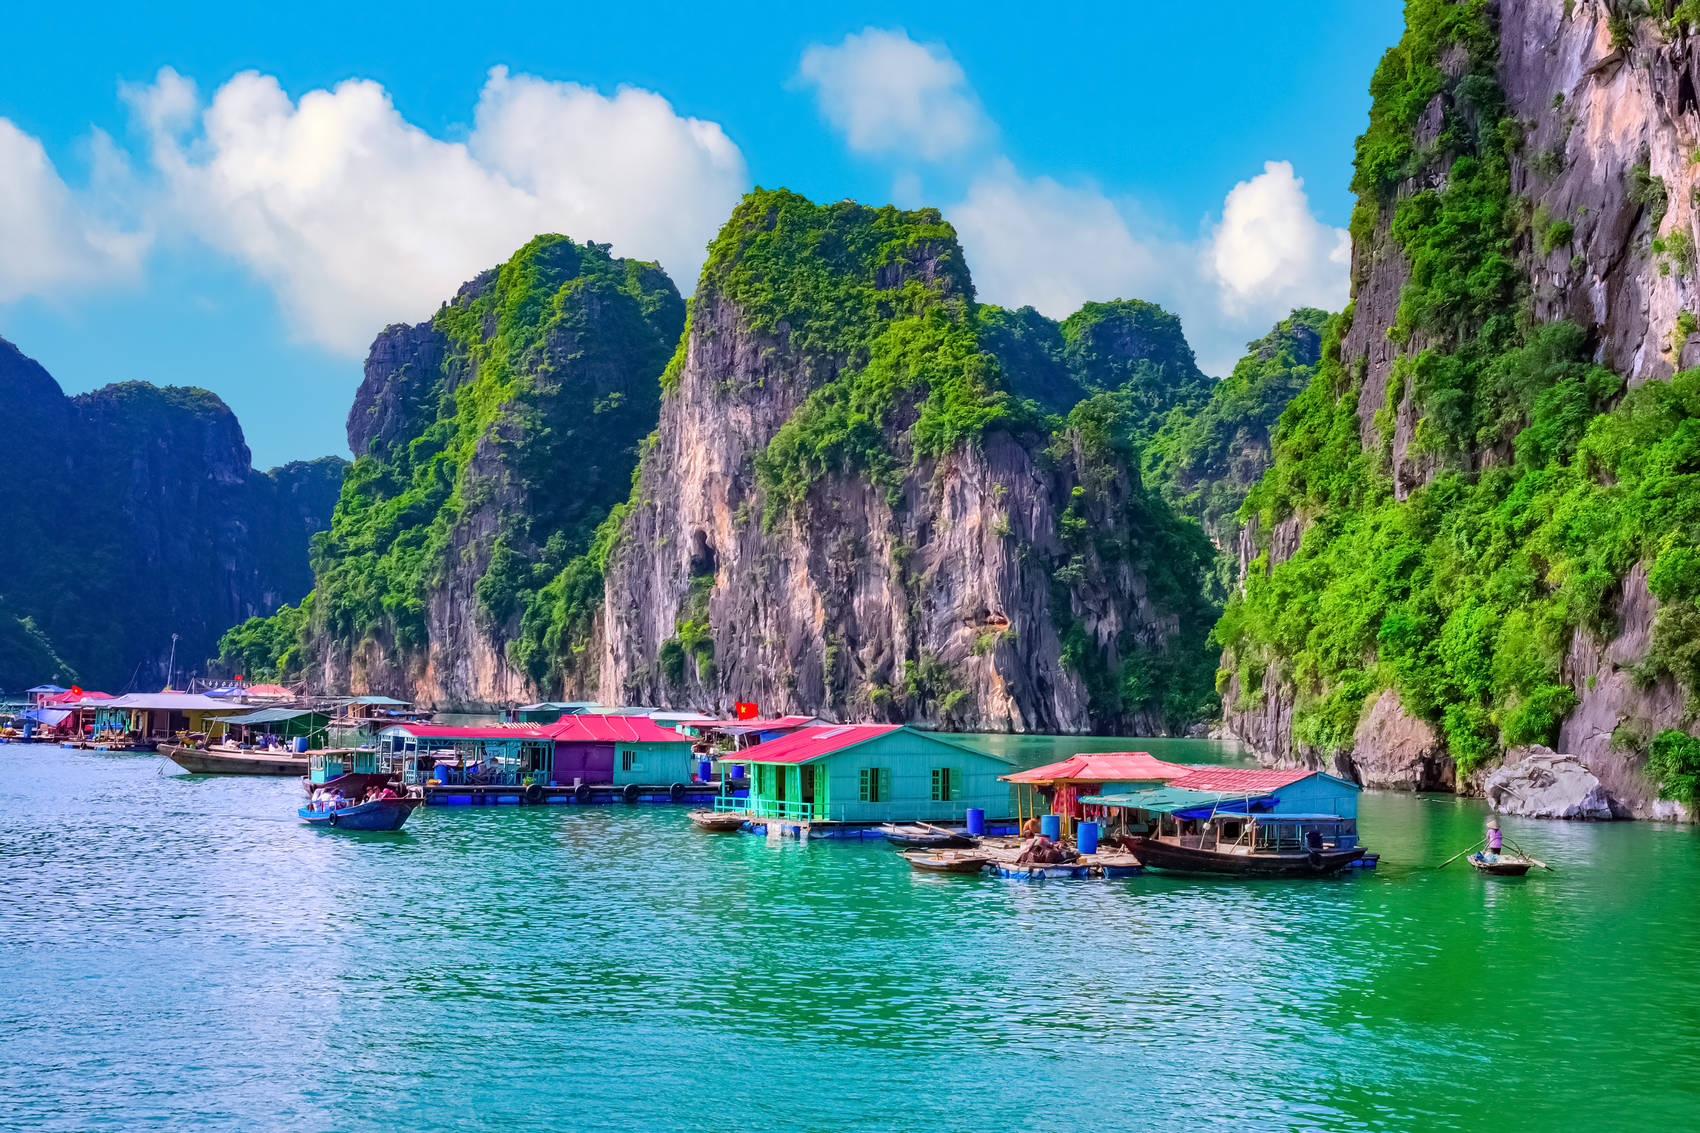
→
(859, 768, 891, 803)
(621, 750, 638, 772)
(931, 768, 959, 802)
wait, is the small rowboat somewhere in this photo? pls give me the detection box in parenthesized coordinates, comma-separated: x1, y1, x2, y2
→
(880, 823, 976, 849)
(901, 850, 989, 874)
(1469, 852, 1534, 877)
(298, 796, 418, 832)
(688, 809, 746, 832)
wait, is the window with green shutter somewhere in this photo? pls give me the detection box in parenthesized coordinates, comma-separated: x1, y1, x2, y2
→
(931, 767, 958, 802)
(859, 768, 890, 802)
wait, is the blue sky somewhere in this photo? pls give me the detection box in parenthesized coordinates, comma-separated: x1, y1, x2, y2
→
(0, 0, 1404, 467)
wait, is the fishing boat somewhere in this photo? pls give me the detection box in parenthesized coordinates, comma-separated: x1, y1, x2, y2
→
(879, 823, 976, 849)
(688, 809, 747, 832)
(901, 849, 990, 874)
(1469, 852, 1534, 877)
(161, 742, 310, 776)
(297, 794, 418, 831)
(1134, 812, 1366, 877)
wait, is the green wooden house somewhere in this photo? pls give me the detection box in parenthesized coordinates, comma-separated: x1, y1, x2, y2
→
(730, 724, 1013, 824)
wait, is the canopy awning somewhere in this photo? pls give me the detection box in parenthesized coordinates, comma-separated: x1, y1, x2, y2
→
(216, 707, 324, 726)
(23, 708, 71, 725)
(1088, 787, 1277, 815)
(1211, 812, 1347, 824)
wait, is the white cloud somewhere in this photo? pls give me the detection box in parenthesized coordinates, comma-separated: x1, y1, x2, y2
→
(948, 162, 1350, 376)
(0, 119, 149, 303)
(1209, 160, 1350, 317)
(128, 66, 747, 355)
(796, 28, 988, 161)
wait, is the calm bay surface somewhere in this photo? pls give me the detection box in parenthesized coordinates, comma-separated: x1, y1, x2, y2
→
(2, 739, 1698, 1131)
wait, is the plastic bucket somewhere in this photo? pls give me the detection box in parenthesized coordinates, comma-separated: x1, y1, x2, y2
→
(697, 759, 712, 782)
(965, 808, 985, 836)
(1040, 814, 1061, 841)
(729, 764, 745, 780)
(1077, 821, 1099, 855)
(294, 736, 309, 753)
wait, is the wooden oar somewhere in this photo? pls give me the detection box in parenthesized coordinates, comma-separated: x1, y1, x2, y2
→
(1508, 837, 1555, 871)
(1438, 836, 1485, 869)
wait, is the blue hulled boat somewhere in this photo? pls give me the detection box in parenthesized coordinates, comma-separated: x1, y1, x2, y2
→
(298, 795, 419, 831)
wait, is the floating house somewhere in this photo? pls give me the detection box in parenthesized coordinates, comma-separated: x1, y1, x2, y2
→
(84, 692, 251, 743)
(509, 701, 599, 723)
(728, 724, 1013, 831)
(1003, 751, 1193, 821)
(381, 723, 556, 794)
(1089, 767, 1362, 831)
(684, 714, 819, 749)
(544, 714, 699, 788)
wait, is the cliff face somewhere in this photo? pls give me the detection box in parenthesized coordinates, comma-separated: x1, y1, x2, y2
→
(0, 336, 344, 689)
(596, 190, 1217, 733)
(1144, 308, 1328, 586)
(301, 235, 684, 705)
(1218, 0, 1700, 817)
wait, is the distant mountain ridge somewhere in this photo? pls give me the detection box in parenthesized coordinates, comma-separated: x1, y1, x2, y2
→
(0, 335, 344, 690)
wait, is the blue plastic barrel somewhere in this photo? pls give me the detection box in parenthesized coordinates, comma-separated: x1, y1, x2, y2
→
(294, 736, 309, 753)
(1040, 814, 1061, 841)
(1077, 820, 1099, 855)
(965, 808, 985, 836)
(730, 764, 745, 780)
(697, 759, 712, 782)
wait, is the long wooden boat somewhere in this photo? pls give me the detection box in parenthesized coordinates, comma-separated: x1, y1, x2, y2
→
(162, 743, 310, 776)
(1469, 852, 1534, 877)
(901, 849, 990, 874)
(1135, 836, 1366, 877)
(879, 823, 976, 849)
(298, 796, 418, 831)
(688, 809, 747, 832)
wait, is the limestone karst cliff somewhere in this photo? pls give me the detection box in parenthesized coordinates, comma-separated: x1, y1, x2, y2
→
(0, 335, 343, 690)
(595, 190, 1218, 733)
(1218, 0, 1700, 817)
(287, 235, 685, 704)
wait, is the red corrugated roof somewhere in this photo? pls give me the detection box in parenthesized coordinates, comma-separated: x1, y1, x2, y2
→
(1003, 752, 1193, 783)
(541, 715, 694, 744)
(736, 723, 904, 764)
(392, 722, 556, 740)
(1169, 766, 1318, 792)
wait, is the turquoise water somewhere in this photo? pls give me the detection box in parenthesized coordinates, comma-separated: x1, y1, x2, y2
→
(3, 742, 1699, 1131)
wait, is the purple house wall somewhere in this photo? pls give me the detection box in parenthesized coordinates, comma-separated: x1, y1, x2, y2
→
(551, 742, 614, 786)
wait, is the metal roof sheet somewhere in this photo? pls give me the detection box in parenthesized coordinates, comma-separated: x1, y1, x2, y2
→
(101, 693, 252, 712)
(386, 722, 556, 740)
(216, 707, 326, 725)
(541, 715, 694, 744)
(738, 724, 1010, 766)
(1088, 786, 1278, 814)
(1003, 752, 1194, 784)
(1170, 766, 1358, 793)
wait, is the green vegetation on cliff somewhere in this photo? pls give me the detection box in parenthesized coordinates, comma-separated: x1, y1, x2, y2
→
(1219, 0, 1700, 776)
(275, 235, 683, 690)
(0, 600, 74, 692)
(1144, 308, 1329, 555)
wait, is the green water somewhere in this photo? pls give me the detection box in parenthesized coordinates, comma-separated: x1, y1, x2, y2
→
(4, 740, 1699, 1131)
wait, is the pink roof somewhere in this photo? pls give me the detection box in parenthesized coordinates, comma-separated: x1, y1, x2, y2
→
(541, 715, 694, 744)
(395, 723, 556, 740)
(689, 714, 818, 730)
(244, 683, 293, 697)
(737, 723, 905, 764)
(1169, 766, 1316, 793)
(44, 690, 111, 704)
(1004, 752, 1193, 784)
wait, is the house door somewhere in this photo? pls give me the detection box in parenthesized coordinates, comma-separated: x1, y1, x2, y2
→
(774, 768, 787, 805)
(800, 765, 816, 818)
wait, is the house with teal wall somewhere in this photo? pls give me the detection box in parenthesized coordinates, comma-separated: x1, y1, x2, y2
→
(730, 724, 1013, 824)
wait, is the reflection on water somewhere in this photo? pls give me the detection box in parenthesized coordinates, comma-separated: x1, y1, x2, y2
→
(0, 744, 1697, 1131)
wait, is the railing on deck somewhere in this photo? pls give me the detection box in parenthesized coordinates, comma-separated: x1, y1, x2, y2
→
(714, 793, 822, 821)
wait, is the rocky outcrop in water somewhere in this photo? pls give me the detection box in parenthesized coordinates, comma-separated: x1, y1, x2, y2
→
(1484, 746, 1622, 820)
(0, 335, 345, 689)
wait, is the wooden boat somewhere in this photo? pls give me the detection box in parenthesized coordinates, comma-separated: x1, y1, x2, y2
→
(162, 742, 309, 776)
(1135, 836, 1365, 877)
(298, 795, 418, 831)
(688, 809, 747, 832)
(879, 823, 976, 849)
(901, 849, 990, 874)
(1469, 852, 1534, 876)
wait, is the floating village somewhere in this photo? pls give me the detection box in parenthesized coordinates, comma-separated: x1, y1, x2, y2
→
(3, 679, 1543, 880)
